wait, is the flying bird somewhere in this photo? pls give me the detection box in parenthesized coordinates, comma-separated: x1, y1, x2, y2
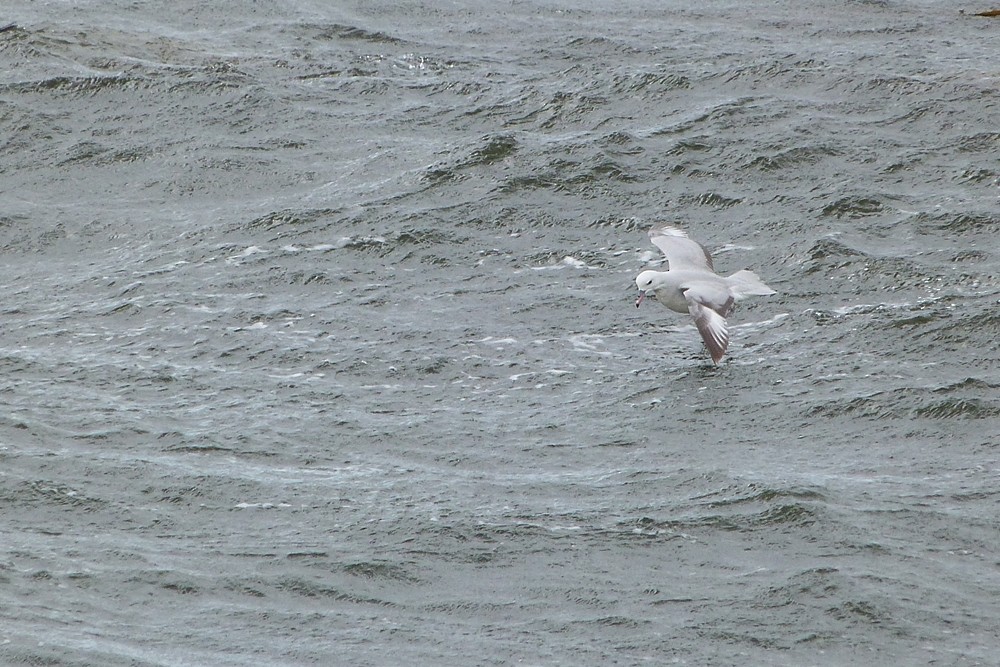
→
(635, 226, 776, 364)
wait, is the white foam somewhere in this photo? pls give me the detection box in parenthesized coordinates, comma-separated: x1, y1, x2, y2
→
(531, 256, 598, 270)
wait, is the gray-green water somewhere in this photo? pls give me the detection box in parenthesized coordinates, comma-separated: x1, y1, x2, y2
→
(2, 1, 998, 665)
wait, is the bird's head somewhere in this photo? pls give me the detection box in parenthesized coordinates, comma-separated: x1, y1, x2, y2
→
(634, 270, 664, 308)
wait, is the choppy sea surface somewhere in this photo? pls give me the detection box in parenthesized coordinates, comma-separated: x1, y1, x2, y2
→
(2, 1, 998, 665)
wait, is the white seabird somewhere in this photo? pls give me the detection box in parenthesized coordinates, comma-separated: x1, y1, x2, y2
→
(635, 226, 776, 364)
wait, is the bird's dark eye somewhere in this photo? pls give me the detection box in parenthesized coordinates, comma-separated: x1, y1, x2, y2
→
(645, 279, 653, 286)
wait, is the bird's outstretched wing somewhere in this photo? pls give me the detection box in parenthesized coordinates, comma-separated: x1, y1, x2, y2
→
(648, 226, 714, 271)
(683, 285, 733, 364)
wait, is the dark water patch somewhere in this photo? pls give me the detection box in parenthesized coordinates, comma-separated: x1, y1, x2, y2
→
(57, 140, 111, 166)
(160, 578, 200, 595)
(415, 356, 453, 375)
(804, 394, 901, 420)
(584, 216, 644, 233)
(5, 480, 107, 511)
(473, 520, 570, 544)
(805, 385, 1000, 420)
(295, 68, 350, 81)
(165, 60, 253, 89)
(163, 443, 237, 455)
(532, 90, 609, 129)
(882, 158, 917, 174)
(469, 134, 518, 165)
(747, 144, 840, 171)
(869, 100, 942, 128)
(913, 399, 1000, 420)
(957, 167, 997, 184)
(286, 551, 329, 560)
(421, 600, 521, 615)
(955, 132, 1000, 153)
(3, 74, 149, 97)
(827, 599, 886, 624)
(949, 249, 989, 263)
(802, 239, 936, 291)
(144, 474, 288, 508)
(802, 238, 865, 275)
(915, 211, 999, 234)
(699, 504, 819, 531)
(422, 165, 462, 185)
(806, 238, 864, 260)
(588, 159, 636, 183)
(97, 300, 142, 317)
(768, 567, 842, 603)
(498, 157, 635, 194)
(663, 137, 713, 155)
(697, 566, 881, 651)
(610, 70, 690, 94)
(394, 227, 467, 249)
(0, 25, 77, 62)
(296, 22, 406, 45)
(343, 560, 421, 583)
(809, 301, 994, 352)
(284, 270, 347, 285)
(934, 377, 1000, 393)
(596, 439, 642, 448)
(819, 196, 886, 218)
(746, 503, 817, 528)
(119, 570, 206, 598)
(0, 214, 33, 242)
(581, 615, 648, 629)
(275, 576, 397, 605)
(912, 309, 1000, 346)
(634, 486, 823, 533)
(499, 171, 563, 193)
(0, 647, 112, 667)
(704, 485, 825, 508)
(223, 578, 268, 598)
(681, 192, 742, 208)
(241, 208, 343, 236)
(566, 34, 644, 56)
(337, 234, 390, 253)
(424, 134, 518, 184)
(599, 130, 637, 147)
(721, 58, 801, 83)
(397, 522, 516, 563)
(150, 483, 216, 505)
(888, 310, 945, 328)
(853, 75, 937, 97)
(950, 489, 1000, 503)
(411, 78, 490, 98)
(319, 69, 386, 87)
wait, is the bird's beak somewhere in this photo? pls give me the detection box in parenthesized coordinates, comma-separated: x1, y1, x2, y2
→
(635, 290, 646, 308)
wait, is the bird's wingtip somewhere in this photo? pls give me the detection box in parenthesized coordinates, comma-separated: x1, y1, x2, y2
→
(649, 225, 688, 239)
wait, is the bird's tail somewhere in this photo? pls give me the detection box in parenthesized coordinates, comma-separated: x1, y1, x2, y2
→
(726, 269, 776, 299)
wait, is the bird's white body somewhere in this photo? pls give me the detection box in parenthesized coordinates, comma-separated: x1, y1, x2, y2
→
(635, 226, 775, 363)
